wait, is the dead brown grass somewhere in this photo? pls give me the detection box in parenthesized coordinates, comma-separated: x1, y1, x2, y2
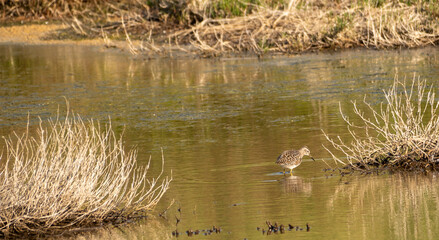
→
(1, 0, 439, 56)
(0, 110, 171, 237)
(172, 2, 439, 56)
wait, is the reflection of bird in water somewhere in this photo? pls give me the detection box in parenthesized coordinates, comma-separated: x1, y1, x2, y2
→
(281, 175, 312, 194)
(276, 146, 315, 175)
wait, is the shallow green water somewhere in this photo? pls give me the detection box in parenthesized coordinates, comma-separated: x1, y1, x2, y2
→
(1, 44, 439, 239)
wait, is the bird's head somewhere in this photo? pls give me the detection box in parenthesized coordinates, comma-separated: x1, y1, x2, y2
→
(301, 146, 315, 161)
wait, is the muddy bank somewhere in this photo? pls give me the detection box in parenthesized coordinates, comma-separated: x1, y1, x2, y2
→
(0, 23, 200, 58)
(2, 0, 439, 58)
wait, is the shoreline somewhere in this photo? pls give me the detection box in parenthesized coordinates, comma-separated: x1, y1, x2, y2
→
(0, 23, 437, 59)
(2, 1, 438, 58)
(0, 23, 206, 58)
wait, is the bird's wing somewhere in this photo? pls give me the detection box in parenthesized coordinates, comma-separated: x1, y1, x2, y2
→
(290, 150, 300, 158)
(275, 152, 284, 164)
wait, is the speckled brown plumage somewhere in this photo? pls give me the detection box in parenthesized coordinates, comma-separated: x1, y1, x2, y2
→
(276, 146, 315, 175)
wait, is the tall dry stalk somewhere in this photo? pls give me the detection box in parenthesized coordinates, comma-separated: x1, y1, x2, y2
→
(323, 76, 439, 172)
(0, 111, 171, 237)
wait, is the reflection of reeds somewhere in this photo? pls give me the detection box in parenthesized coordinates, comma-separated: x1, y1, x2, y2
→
(323, 77, 439, 171)
(0, 111, 171, 237)
(328, 173, 439, 240)
(54, 217, 172, 240)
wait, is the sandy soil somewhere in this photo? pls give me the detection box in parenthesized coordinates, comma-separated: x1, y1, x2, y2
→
(0, 24, 132, 49)
(0, 23, 197, 58)
(0, 24, 108, 45)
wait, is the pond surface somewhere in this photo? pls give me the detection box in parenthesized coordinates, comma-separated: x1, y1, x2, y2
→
(1, 44, 439, 239)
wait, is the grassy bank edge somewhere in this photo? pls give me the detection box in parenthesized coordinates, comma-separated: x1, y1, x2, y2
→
(1, 0, 439, 57)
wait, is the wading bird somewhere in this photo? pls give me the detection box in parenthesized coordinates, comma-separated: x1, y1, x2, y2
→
(276, 146, 315, 175)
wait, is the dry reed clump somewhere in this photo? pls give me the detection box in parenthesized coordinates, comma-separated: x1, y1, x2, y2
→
(0, 112, 171, 237)
(172, 1, 439, 56)
(323, 76, 439, 172)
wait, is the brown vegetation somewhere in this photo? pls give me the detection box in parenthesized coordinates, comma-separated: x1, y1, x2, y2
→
(0, 111, 171, 237)
(174, 2, 439, 56)
(1, 0, 439, 56)
(323, 77, 439, 172)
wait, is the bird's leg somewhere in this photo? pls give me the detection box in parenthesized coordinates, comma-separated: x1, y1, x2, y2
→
(290, 170, 293, 176)
(283, 169, 286, 175)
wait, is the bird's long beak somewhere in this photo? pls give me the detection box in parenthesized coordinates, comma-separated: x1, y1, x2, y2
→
(310, 156, 315, 161)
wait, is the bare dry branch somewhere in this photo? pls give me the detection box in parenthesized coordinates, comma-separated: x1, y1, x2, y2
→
(323, 76, 439, 172)
(0, 110, 171, 236)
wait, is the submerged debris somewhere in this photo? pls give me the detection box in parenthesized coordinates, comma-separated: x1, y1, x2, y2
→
(258, 221, 311, 235)
(172, 226, 222, 237)
(171, 205, 222, 237)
